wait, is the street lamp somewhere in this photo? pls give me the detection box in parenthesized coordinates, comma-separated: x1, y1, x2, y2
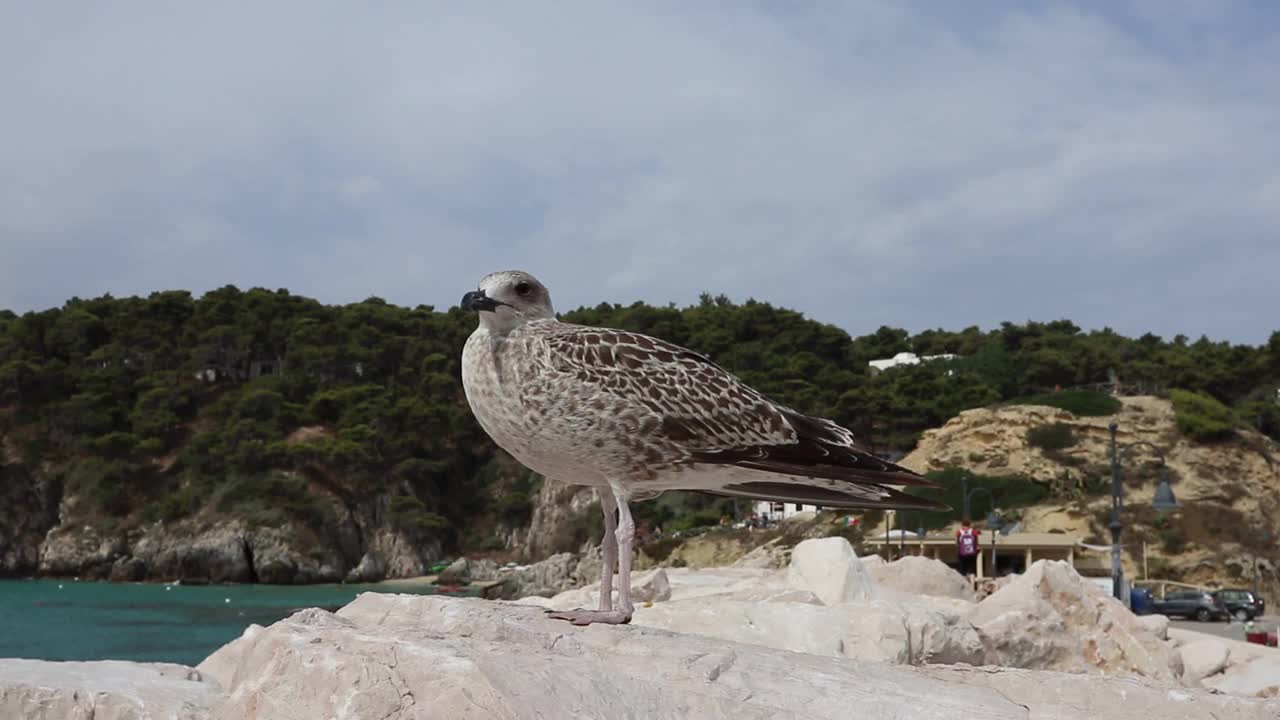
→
(1253, 528, 1274, 596)
(898, 512, 927, 556)
(1109, 422, 1180, 603)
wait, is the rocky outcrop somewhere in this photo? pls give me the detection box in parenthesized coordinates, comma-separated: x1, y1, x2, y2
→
(456, 552, 594, 600)
(1180, 638, 1231, 682)
(7, 544, 1280, 717)
(34, 516, 440, 585)
(509, 478, 596, 560)
(1170, 628, 1280, 698)
(730, 537, 791, 568)
(0, 659, 222, 719)
(0, 462, 60, 577)
(784, 537, 876, 605)
(869, 555, 976, 601)
(968, 560, 1180, 680)
(518, 545, 1192, 683)
(192, 593, 1277, 720)
(902, 395, 1280, 593)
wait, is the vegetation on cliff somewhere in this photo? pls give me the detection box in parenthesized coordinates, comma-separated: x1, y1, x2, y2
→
(1, 286, 1278, 571)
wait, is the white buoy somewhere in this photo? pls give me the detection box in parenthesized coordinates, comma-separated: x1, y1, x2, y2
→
(225, 598, 231, 603)
(58, 584, 64, 589)
(165, 586, 172, 591)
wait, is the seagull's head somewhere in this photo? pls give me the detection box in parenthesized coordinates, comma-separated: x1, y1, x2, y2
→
(462, 270, 555, 333)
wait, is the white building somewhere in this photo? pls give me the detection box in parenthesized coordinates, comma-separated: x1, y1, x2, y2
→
(753, 500, 821, 522)
(867, 352, 959, 375)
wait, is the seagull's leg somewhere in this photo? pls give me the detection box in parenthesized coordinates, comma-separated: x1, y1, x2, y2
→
(612, 489, 636, 621)
(546, 484, 633, 626)
(596, 486, 618, 612)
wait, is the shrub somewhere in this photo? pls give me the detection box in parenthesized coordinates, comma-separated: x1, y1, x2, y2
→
(1010, 389, 1121, 417)
(387, 495, 450, 531)
(1170, 389, 1238, 441)
(905, 468, 1048, 530)
(493, 492, 533, 528)
(217, 473, 333, 529)
(1160, 528, 1187, 554)
(1026, 422, 1077, 451)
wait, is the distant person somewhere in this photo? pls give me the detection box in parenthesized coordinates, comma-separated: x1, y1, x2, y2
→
(956, 519, 980, 577)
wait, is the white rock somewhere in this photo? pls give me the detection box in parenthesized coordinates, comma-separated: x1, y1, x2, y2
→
(731, 539, 790, 569)
(511, 568, 671, 610)
(631, 568, 672, 603)
(859, 553, 887, 570)
(0, 659, 221, 719)
(869, 556, 975, 601)
(191, 593, 1279, 720)
(1180, 639, 1232, 682)
(967, 560, 1180, 680)
(1137, 613, 1170, 640)
(920, 663, 1277, 719)
(785, 537, 876, 605)
(1204, 657, 1280, 699)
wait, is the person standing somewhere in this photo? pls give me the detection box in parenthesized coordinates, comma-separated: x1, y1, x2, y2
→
(956, 519, 980, 577)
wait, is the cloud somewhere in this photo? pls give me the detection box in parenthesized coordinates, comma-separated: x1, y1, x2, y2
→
(1, 2, 1277, 343)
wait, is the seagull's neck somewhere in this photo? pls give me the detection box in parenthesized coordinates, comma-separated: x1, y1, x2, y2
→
(477, 315, 558, 339)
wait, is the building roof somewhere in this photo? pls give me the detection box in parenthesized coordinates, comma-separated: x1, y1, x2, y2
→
(867, 352, 959, 372)
(863, 532, 1083, 549)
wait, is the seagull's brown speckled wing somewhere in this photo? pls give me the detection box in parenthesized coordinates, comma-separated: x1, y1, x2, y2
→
(541, 324, 946, 510)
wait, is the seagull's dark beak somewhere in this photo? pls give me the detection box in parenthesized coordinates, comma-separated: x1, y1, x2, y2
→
(461, 289, 502, 312)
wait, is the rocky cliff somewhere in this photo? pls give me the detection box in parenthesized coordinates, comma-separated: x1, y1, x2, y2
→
(901, 395, 1280, 593)
(0, 459, 446, 584)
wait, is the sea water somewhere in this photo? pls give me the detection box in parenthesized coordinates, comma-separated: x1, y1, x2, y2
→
(0, 578, 470, 666)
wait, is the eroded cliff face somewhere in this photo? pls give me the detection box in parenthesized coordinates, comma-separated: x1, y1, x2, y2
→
(901, 395, 1280, 593)
(0, 462, 61, 576)
(32, 514, 443, 585)
(508, 478, 598, 562)
(905, 397, 1279, 515)
(4, 466, 444, 585)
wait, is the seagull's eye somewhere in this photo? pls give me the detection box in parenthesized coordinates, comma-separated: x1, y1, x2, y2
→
(514, 282, 532, 297)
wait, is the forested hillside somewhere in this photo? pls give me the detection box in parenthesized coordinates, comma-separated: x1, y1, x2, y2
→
(1, 286, 1278, 580)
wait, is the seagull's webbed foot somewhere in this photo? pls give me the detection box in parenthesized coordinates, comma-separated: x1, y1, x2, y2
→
(544, 608, 632, 626)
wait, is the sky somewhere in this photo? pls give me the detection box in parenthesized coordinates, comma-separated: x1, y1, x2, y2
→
(2, 1, 1278, 344)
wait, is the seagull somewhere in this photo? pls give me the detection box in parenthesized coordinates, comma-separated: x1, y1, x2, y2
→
(460, 270, 948, 625)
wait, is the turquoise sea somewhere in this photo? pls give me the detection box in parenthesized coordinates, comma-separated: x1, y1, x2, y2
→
(0, 579, 473, 667)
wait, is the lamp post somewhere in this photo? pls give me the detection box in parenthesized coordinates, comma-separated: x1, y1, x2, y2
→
(885, 510, 893, 560)
(1108, 422, 1180, 603)
(1253, 528, 1274, 596)
(898, 512, 926, 556)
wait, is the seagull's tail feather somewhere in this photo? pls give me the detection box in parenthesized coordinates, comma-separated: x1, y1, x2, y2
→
(686, 408, 940, 492)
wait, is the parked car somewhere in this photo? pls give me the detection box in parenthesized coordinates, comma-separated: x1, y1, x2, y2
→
(1212, 588, 1266, 621)
(1151, 590, 1228, 621)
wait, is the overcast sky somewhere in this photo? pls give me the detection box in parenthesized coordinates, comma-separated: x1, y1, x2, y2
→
(2, 2, 1277, 344)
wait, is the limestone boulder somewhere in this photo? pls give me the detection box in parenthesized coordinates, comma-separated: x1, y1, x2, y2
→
(192, 593, 1278, 719)
(0, 659, 221, 720)
(968, 560, 1180, 680)
(785, 537, 876, 605)
(1204, 657, 1280, 699)
(435, 557, 472, 585)
(343, 552, 385, 583)
(1180, 639, 1232, 682)
(730, 538, 790, 569)
(512, 568, 673, 610)
(869, 556, 975, 601)
(1136, 613, 1170, 641)
(859, 553, 887, 570)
